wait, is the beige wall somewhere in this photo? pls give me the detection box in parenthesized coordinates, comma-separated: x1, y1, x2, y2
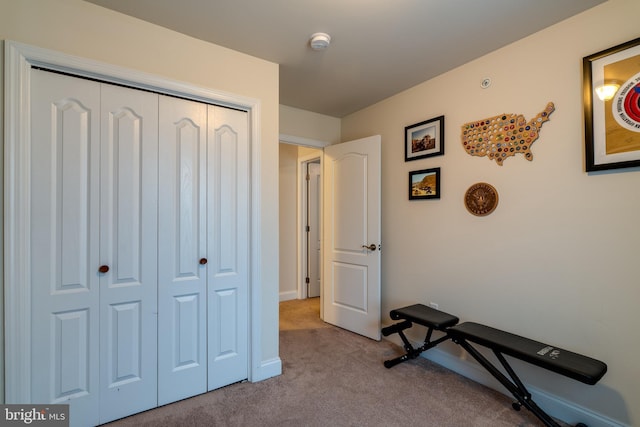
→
(280, 105, 341, 145)
(279, 144, 299, 300)
(0, 0, 280, 394)
(279, 105, 338, 302)
(342, 0, 639, 425)
(5, 0, 638, 423)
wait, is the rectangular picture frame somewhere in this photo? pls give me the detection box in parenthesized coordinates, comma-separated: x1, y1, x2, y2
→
(409, 167, 440, 200)
(583, 36, 640, 171)
(405, 115, 444, 161)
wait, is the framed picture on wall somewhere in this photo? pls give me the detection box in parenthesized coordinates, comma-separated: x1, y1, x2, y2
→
(405, 116, 444, 161)
(583, 36, 640, 171)
(409, 167, 440, 200)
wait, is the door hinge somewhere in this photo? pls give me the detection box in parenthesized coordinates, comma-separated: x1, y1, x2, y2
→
(306, 173, 310, 181)
(305, 277, 310, 284)
(306, 225, 310, 232)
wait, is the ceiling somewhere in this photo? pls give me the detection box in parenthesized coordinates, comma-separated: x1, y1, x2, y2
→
(85, 0, 606, 118)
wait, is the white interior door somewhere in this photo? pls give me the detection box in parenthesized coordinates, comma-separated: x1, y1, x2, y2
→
(322, 135, 381, 340)
(99, 83, 159, 422)
(157, 95, 208, 404)
(30, 69, 102, 427)
(207, 105, 249, 390)
(30, 70, 160, 425)
(307, 161, 321, 298)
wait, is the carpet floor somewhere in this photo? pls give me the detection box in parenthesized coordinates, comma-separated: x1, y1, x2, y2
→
(106, 298, 559, 426)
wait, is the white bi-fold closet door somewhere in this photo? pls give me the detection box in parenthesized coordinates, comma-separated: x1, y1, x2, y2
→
(157, 92, 249, 404)
(29, 69, 248, 426)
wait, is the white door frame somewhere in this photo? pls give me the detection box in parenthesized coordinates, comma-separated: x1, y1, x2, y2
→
(278, 134, 329, 304)
(3, 41, 263, 402)
(297, 154, 322, 300)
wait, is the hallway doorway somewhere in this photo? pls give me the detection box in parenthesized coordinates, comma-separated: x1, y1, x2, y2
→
(278, 143, 323, 303)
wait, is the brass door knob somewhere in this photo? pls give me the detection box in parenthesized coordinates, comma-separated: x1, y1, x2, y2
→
(362, 244, 377, 251)
(98, 265, 110, 273)
(199, 258, 208, 265)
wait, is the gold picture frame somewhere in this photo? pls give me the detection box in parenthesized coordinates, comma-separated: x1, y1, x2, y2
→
(583, 37, 640, 171)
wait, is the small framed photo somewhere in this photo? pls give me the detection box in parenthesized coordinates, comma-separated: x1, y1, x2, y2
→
(405, 115, 445, 161)
(409, 167, 440, 200)
(583, 37, 640, 171)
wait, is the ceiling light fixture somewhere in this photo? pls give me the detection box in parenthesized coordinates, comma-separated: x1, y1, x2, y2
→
(309, 32, 331, 50)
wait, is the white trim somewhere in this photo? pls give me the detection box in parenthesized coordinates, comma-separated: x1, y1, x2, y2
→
(0, 40, 4, 406)
(279, 291, 298, 302)
(382, 326, 626, 427)
(4, 41, 34, 403)
(421, 348, 627, 427)
(3, 40, 266, 401)
(279, 133, 330, 148)
(527, 384, 628, 427)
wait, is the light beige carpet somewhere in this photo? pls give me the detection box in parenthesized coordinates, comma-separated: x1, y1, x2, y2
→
(106, 298, 559, 426)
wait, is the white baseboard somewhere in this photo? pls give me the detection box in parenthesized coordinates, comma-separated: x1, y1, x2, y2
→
(382, 328, 626, 427)
(279, 291, 298, 302)
(251, 357, 282, 383)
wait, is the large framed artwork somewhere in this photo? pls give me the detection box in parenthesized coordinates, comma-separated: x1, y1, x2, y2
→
(405, 116, 444, 161)
(583, 37, 640, 171)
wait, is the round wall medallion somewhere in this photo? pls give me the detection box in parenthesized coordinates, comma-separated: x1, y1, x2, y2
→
(464, 182, 499, 216)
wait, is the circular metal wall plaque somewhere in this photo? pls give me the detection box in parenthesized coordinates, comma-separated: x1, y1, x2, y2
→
(464, 182, 499, 216)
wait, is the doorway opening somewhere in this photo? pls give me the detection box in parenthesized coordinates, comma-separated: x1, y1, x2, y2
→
(279, 135, 381, 339)
(278, 142, 323, 313)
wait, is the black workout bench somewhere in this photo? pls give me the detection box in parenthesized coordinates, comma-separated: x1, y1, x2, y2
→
(382, 304, 608, 427)
(381, 304, 459, 368)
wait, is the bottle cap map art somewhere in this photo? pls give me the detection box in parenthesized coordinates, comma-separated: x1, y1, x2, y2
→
(461, 102, 555, 165)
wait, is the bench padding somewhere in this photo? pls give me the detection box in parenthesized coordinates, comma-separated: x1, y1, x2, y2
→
(390, 304, 459, 330)
(382, 304, 458, 369)
(448, 322, 607, 385)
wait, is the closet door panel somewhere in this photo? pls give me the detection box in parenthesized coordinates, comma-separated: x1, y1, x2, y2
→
(99, 84, 159, 423)
(30, 70, 101, 427)
(207, 106, 249, 390)
(158, 95, 208, 405)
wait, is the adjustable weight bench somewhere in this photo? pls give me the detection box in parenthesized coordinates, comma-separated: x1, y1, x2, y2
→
(381, 304, 459, 368)
(448, 322, 607, 427)
(382, 305, 608, 427)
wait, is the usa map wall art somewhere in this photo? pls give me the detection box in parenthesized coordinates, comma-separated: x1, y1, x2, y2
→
(460, 102, 555, 166)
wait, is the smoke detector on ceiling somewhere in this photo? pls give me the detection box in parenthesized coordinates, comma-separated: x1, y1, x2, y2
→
(309, 32, 331, 50)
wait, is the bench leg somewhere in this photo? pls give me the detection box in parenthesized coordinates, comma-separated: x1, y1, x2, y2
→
(453, 338, 561, 427)
(383, 323, 452, 369)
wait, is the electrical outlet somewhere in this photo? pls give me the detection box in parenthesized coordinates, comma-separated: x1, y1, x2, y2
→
(429, 302, 439, 310)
